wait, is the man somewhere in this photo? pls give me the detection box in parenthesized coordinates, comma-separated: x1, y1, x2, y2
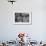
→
(15, 13, 23, 22)
(22, 13, 29, 22)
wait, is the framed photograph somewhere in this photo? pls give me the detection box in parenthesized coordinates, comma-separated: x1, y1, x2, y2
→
(13, 12, 32, 25)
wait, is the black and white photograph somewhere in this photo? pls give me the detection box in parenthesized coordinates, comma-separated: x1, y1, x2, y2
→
(14, 12, 32, 25)
(15, 13, 29, 22)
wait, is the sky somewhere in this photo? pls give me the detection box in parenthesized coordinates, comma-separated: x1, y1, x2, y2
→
(0, 0, 46, 42)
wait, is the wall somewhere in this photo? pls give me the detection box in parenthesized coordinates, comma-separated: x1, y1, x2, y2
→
(0, 0, 46, 41)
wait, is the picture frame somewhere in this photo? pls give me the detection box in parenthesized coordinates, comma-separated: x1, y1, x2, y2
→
(13, 11, 32, 25)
